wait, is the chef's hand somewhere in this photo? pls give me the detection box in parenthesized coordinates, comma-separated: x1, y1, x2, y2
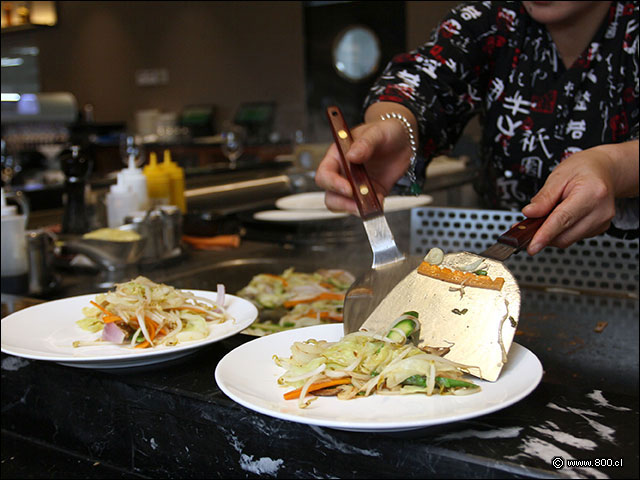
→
(522, 140, 639, 255)
(315, 103, 418, 215)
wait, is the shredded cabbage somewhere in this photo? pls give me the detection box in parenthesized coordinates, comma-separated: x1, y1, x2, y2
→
(238, 268, 354, 335)
(274, 314, 480, 408)
(73, 276, 232, 349)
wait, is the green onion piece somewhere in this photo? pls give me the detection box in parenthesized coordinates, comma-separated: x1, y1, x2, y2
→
(402, 375, 427, 387)
(435, 377, 478, 389)
(402, 375, 478, 389)
(386, 312, 420, 344)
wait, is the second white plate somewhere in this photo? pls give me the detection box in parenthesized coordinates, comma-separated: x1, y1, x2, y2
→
(275, 192, 433, 212)
(253, 209, 348, 222)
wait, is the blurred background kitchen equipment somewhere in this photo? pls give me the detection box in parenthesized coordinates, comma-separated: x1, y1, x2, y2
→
(233, 102, 274, 145)
(124, 205, 183, 265)
(60, 144, 92, 234)
(1, 92, 77, 191)
(156, 112, 179, 143)
(220, 122, 246, 169)
(135, 109, 159, 140)
(60, 223, 146, 288)
(179, 105, 216, 139)
(0, 187, 29, 294)
(1, 92, 77, 125)
(26, 228, 59, 296)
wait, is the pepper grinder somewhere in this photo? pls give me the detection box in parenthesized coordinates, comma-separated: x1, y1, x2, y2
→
(61, 145, 93, 234)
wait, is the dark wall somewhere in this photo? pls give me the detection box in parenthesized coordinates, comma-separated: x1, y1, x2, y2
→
(407, 1, 461, 49)
(1, 1, 459, 141)
(304, 1, 407, 141)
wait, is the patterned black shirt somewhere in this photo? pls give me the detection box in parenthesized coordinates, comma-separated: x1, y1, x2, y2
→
(365, 1, 638, 238)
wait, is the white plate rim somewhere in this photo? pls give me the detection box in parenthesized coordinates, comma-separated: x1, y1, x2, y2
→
(215, 324, 543, 432)
(1, 291, 258, 368)
(253, 209, 349, 222)
(274, 192, 433, 213)
(275, 192, 330, 210)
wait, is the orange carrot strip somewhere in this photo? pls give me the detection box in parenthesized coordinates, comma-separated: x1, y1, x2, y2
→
(417, 262, 505, 291)
(134, 317, 160, 349)
(263, 273, 288, 287)
(182, 234, 241, 249)
(145, 317, 159, 340)
(148, 322, 156, 340)
(302, 310, 343, 322)
(90, 300, 113, 316)
(283, 292, 345, 309)
(283, 378, 352, 400)
(90, 301, 124, 323)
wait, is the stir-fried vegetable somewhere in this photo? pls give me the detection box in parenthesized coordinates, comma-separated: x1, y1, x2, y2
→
(274, 312, 480, 408)
(74, 276, 232, 349)
(417, 262, 505, 291)
(238, 268, 355, 335)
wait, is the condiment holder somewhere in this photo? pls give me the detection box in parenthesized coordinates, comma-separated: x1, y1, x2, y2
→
(125, 205, 183, 264)
(60, 224, 147, 288)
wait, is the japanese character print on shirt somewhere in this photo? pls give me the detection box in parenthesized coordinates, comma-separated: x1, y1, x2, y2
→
(365, 1, 638, 238)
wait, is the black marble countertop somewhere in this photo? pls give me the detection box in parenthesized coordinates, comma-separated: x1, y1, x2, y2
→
(2, 234, 639, 479)
(2, 331, 638, 479)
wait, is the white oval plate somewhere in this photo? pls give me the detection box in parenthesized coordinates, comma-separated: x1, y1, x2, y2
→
(275, 191, 433, 212)
(253, 209, 349, 222)
(1, 291, 258, 369)
(215, 324, 543, 432)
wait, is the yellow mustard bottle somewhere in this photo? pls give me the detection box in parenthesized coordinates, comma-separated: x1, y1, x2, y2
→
(143, 152, 170, 207)
(161, 149, 186, 213)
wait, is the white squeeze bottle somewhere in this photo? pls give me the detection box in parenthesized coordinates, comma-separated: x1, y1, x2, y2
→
(1, 187, 29, 294)
(118, 149, 149, 212)
(105, 177, 137, 228)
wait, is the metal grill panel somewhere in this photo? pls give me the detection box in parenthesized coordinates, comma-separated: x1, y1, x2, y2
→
(410, 207, 639, 296)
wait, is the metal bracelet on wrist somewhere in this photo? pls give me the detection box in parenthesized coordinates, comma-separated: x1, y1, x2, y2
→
(379, 112, 420, 194)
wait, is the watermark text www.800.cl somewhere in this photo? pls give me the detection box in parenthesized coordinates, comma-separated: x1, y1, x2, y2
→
(552, 456, 623, 469)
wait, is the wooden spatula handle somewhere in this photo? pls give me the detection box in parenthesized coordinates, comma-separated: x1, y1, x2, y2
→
(497, 216, 547, 249)
(326, 106, 383, 220)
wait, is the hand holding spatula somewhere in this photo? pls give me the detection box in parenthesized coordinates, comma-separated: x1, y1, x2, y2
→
(326, 105, 546, 382)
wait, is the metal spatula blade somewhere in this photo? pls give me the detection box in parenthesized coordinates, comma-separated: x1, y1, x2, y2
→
(325, 105, 411, 334)
(362, 215, 405, 268)
(358, 215, 547, 382)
